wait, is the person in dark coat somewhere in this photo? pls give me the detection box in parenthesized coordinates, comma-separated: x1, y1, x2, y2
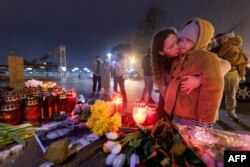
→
(140, 52, 155, 104)
(92, 56, 102, 95)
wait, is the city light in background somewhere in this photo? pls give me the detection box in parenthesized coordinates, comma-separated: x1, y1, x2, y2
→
(107, 53, 112, 59)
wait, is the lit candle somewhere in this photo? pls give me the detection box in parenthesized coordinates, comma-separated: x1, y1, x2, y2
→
(144, 104, 157, 125)
(132, 100, 147, 125)
(66, 88, 77, 113)
(111, 92, 123, 114)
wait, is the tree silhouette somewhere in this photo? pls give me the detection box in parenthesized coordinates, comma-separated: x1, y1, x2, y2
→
(133, 5, 165, 56)
(111, 43, 132, 56)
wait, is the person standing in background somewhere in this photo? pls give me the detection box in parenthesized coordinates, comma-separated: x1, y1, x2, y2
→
(92, 56, 102, 95)
(140, 51, 155, 104)
(113, 53, 128, 104)
(100, 55, 112, 100)
(218, 32, 249, 122)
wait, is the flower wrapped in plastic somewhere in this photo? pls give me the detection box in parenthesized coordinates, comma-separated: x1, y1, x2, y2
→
(25, 79, 41, 88)
(40, 81, 57, 89)
(86, 100, 122, 136)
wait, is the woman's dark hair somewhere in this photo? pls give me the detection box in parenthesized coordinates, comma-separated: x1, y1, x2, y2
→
(151, 28, 177, 85)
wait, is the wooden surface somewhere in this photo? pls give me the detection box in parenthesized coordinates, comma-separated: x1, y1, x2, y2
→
(0, 136, 107, 167)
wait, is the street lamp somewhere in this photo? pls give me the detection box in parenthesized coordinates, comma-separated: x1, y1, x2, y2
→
(130, 57, 135, 64)
(107, 53, 112, 59)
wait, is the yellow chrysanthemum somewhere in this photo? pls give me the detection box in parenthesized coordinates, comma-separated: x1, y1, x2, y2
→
(86, 100, 121, 136)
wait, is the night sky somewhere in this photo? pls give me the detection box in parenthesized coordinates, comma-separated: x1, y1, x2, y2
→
(1, 0, 250, 67)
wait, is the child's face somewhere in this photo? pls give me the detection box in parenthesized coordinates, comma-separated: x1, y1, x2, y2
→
(178, 37, 195, 54)
(221, 36, 229, 44)
(159, 34, 179, 58)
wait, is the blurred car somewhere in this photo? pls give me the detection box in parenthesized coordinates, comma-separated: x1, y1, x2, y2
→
(236, 66, 250, 102)
(128, 71, 142, 80)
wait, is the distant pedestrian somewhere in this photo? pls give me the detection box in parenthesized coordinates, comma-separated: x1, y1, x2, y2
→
(218, 32, 249, 122)
(112, 53, 128, 104)
(140, 51, 155, 104)
(210, 33, 225, 54)
(92, 56, 102, 95)
(100, 55, 112, 100)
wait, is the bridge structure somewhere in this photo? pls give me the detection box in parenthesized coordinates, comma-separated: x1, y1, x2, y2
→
(40, 44, 67, 78)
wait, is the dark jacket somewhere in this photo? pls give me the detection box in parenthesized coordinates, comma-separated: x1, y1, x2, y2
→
(141, 55, 152, 76)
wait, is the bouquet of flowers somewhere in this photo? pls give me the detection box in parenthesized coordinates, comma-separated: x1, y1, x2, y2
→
(86, 100, 121, 136)
(104, 118, 205, 167)
(25, 79, 41, 88)
(39, 81, 57, 89)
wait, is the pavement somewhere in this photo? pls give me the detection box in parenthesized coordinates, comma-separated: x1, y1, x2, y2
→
(57, 78, 250, 132)
(1, 77, 250, 131)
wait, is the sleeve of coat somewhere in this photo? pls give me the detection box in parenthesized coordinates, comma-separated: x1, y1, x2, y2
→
(197, 53, 224, 123)
(218, 58, 231, 76)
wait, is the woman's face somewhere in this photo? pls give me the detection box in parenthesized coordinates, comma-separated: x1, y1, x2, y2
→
(159, 34, 180, 58)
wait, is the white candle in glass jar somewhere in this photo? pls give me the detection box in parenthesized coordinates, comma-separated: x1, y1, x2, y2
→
(132, 106, 147, 124)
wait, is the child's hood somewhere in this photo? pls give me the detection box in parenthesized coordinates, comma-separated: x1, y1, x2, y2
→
(180, 18, 214, 52)
(228, 35, 242, 47)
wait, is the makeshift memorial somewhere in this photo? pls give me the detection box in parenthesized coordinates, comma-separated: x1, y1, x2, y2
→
(86, 100, 122, 136)
(35, 97, 96, 158)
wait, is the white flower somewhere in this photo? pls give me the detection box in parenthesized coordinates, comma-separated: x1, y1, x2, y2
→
(25, 79, 41, 88)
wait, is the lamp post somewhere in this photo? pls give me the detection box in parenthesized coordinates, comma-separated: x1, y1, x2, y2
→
(130, 57, 135, 68)
(107, 53, 112, 60)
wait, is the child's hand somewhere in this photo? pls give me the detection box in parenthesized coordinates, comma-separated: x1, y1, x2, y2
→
(180, 75, 201, 95)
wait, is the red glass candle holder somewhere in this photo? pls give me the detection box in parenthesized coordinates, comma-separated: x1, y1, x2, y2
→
(111, 92, 123, 114)
(24, 98, 41, 123)
(57, 94, 67, 112)
(0, 103, 22, 125)
(144, 104, 157, 126)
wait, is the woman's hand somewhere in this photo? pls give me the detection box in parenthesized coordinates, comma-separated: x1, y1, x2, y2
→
(181, 75, 201, 95)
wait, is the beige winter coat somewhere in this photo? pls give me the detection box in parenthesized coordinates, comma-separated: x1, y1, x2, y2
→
(218, 35, 249, 77)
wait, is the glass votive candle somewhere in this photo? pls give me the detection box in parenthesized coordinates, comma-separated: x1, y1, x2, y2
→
(145, 104, 157, 125)
(111, 92, 123, 114)
(132, 100, 147, 125)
